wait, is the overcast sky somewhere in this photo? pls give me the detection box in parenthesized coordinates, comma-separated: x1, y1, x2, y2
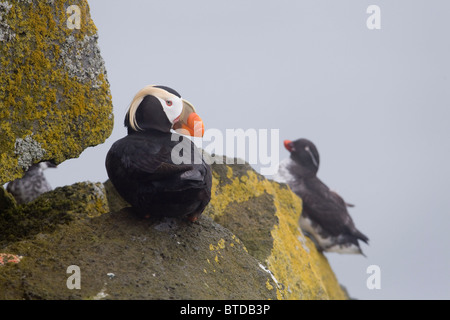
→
(45, 0, 450, 299)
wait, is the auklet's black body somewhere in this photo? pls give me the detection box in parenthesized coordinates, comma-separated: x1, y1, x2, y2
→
(274, 138, 369, 255)
(105, 85, 211, 221)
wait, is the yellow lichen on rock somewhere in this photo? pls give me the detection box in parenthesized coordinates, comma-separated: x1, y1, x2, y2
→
(266, 181, 347, 300)
(205, 161, 348, 300)
(210, 169, 267, 218)
(0, 0, 113, 184)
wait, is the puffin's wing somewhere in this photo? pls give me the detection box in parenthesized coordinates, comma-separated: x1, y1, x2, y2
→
(107, 136, 193, 180)
(180, 167, 204, 181)
(128, 146, 194, 179)
(125, 137, 210, 186)
(107, 135, 211, 190)
(173, 144, 212, 188)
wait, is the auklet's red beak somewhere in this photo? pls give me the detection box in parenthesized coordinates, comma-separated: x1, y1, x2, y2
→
(284, 140, 294, 152)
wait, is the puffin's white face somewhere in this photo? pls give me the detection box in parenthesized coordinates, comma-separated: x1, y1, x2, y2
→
(155, 95, 184, 125)
(127, 85, 204, 137)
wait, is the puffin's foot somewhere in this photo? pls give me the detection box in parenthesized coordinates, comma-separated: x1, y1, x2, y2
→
(186, 212, 201, 223)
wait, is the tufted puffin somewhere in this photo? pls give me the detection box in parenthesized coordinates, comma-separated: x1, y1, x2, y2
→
(274, 138, 369, 255)
(6, 161, 57, 204)
(105, 85, 212, 221)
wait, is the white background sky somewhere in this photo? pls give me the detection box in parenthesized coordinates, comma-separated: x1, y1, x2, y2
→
(45, 0, 450, 299)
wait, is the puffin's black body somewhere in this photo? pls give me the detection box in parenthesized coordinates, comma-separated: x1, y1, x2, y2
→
(275, 138, 369, 254)
(105, 85, 211, 220)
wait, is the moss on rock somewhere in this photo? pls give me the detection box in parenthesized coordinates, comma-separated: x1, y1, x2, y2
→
(103, 179, 130, 213)
(0, 181, 109, 246)
(0, 185, 16, 212)
(0, 209, 277, 300)
(0, 0, 113, 184)
(0, 156, 348, 300)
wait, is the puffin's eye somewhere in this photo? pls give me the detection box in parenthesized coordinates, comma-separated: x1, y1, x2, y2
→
(166, 100, 173, 107)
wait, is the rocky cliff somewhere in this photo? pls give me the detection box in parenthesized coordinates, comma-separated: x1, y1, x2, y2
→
(0, 0, 348, 300)
(0, 160, 348, 300)
(205, 158, 347, 300)
(0, 0, 113, 184)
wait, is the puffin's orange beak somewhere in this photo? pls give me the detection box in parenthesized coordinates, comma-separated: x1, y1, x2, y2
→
(180, 112, 205, 137)
(173, 99, 205, 137)
(284, 140, 294, 152)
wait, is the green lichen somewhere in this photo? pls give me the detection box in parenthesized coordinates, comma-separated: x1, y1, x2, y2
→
(103, 179, 130, 213)
(0, 181, 109, 246)
(0, 0, 113, 185)
(0, 211, 278, 300)
(0, 185, 16, 212)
